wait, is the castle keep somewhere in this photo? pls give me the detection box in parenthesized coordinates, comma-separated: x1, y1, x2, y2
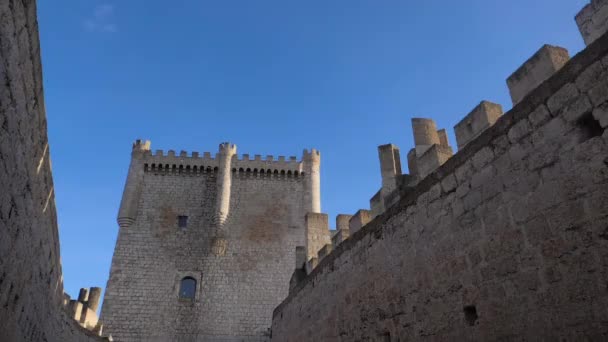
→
(1, 1, 608, 341)
(100, 143, 321, 341)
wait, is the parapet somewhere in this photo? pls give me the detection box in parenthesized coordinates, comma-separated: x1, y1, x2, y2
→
(412, 118, 440, 147)
(336, 214, 353, 231)
(139, 141, 307, 177)
(305, 257, 318, 275)
(132, 139, 151, 152)
(218, 142, 237, 155)
(407, 118, 454, 179)
(302, 148, 321, 161)
(349, 209, 372, 234)
(295, 246, 307, 269)
(454, 101, 504, 150)
(317, 244, 333, 261)
(64, 287, 105, 337)
(369, 190, 384, 218)
(377, 144, 402, 193)
(437, 129, 449, 148)
(507, 45, 570, 105)
(305, 213, 331, 259)
(576, 0, 608, 46)
(416, 144, 453, 179)
(331, 228, 350, 247)
(274, 4, 608, 330)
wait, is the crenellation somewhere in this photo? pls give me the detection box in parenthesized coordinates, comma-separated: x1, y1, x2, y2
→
(454, 101, 504, 150)
(336, 214, 352, 231)
(507, 45, 570, 105)
(143, 145, 308, 178)
(576, 0, 608, 45)
(369, 190, 384, 218)
(331, 229, 350, 247)
(305, 213, 331, 260)
(437, 128, 449, 147)
(349, 209, 372, 234)
(2, 1, 607, 341)
(317, 244, 333, 261)
(408, 118, 454, 180)
(305, 258, 318, 275)
(271, 6, 608, 339)
(65, 287, 105, 336)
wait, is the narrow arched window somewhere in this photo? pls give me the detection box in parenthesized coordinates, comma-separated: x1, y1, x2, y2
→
(179, 277, 196, 300)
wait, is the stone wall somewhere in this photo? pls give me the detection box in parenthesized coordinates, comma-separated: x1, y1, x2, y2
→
(101, 152, 312, 341)
(577, 0, 608, 46)
(0, 1, 104, 341)
(271, 31, 608, 342)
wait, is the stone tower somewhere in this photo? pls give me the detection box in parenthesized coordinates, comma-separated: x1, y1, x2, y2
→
(101, 141, 321, 341)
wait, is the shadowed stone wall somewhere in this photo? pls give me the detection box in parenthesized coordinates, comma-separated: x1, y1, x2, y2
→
(271, 31, 608, 342)
(0, 1, 103, 341)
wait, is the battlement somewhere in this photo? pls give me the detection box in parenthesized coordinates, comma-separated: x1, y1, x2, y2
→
(302, 148, 321, 163)
(576, 0, 608, 45)
(138, 142, 310, 177)
(218, 142, 237, 155)
(64, 287, 104, 337)
(276, 5, 608, 334)
(132, 139, 151, 151)
(507, 45, 570, 105)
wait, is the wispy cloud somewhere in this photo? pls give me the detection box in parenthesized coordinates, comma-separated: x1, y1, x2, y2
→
(84, 4, 117, 33)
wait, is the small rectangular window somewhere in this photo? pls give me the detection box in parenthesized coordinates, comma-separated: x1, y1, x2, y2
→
(178, 215, 188, 228)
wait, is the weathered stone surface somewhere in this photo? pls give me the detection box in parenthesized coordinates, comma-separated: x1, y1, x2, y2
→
(507, 45, 570, 105)
(471, 146, 494, 170)
(561, 94, 593, 122)
(0, 1, 104, 340)
(575, 60, 606, 92)
(271, 25, 608, 342)
(547, 83, 579, 114)
(588, 76, 608, 105)
(454, 101, 503, 150)
(440, 173, 457, 193)
(102, 145, 314, 341)
(528, 105, 551, 129)
(508, 118, 532, 143)
(349, 209, 372, 234)
(593, 102, 608, 127)
(576, 0, 608, 45)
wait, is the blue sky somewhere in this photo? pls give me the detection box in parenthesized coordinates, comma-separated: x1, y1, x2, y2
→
(37, 0, 588, 305)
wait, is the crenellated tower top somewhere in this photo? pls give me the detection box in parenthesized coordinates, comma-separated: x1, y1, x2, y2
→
(218, 142, 237, 156)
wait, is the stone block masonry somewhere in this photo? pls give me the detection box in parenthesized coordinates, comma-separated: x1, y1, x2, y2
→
(0, 0, 106, 340)
(305, 213, 331, 259)
(271, 15, 608, 342)
(577, 0, 608, 45)
(507, 45, 570, 105)
(454, 101, 504, 150)
(102, 142, 321, 341)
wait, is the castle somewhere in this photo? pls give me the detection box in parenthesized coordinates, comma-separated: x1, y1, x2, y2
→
(1, 0, 608, 341)
(100, 142, 321, 341)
